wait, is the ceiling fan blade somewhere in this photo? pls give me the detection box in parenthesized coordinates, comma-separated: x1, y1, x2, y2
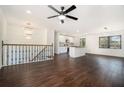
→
(48, 5, 61, 14)
(63, 5, 76, 14)
(61, 20, 64, 24)
(47, 15, 59, 19)
(66, 15, 78, 20)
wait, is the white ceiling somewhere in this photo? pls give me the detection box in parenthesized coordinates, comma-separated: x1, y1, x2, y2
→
(1, 5, 124, 35)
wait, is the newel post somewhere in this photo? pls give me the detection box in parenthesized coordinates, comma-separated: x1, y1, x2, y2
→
(1, 41, 4, 67)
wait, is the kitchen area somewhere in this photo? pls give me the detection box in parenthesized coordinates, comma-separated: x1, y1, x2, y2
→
(54, 32, 86, 58)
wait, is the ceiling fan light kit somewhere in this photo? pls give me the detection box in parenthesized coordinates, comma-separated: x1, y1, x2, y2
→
(58, 15, 66, 20)
(47, 5, 78, 24)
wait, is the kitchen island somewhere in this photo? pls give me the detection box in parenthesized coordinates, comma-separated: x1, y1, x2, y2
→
(69, 46, 86, 58)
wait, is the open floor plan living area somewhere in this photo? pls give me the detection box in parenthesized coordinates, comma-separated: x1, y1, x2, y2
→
(0, 5, 124, 87)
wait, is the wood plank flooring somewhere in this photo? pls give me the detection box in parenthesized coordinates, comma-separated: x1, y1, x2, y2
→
(0, 53, 124, 87)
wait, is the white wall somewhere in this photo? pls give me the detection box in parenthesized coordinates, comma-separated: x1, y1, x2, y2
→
(86, 30, 124, 57)
(46, 29, 54, 45)
(0, 15, 55, 45)
(5, 23, 47, 44)
(0, 9, 7, 68)
(0, 10, 2, 69)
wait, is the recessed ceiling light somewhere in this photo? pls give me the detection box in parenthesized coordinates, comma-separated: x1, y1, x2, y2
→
(26, 10, 32, 14)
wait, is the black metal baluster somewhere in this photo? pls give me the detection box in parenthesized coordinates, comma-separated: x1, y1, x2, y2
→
(46, 46, 47, 60)
(50, 46, 52, 59)
(46, 46, 48, 60)
(34, 45, 35, 61)
(25, 45, 26, 63)
(11, 45, 14, 65)
(33, 45, 34, 62)
(41, 46, 42, 61)
(40, 46, 41, 61)
(44, 46, 45, 60)
(52, 44, 53, 59)
(45, 46, 46, 60)
(49, 46, 51, 59)
(7, 45, 9, 66)
(26, 46, 28, 63)
(20, 45, 21, 64)
(37, 45, 40, 61)
(29, 46, 30, 62)
(50, 45, 51, 59)
(39, 46, 40, 61)
(31, 45, 33, 62)
(32, 46, 34, 61)
(51, 45, 52, 59)
(49, 45, 51, 59)
(21, 45, 22, 63)
(51, 44, 53, 59)
(27, 45, 28, 63)
(36, 45, 37, 62)
(25, 46, 26, 63)
(2, 41, 4, 66)
(41, 46, 43, 61)
(34, 46, 36, 61)
(48, 46, 51, 59)
(37, 45, 38, 62)
(32, 45, 34, 62)
(19, 45, 21, 64)
(39, 46, 41, 61)
(15, 45, 17, 65)
(23, 45, 24, 64)
(50, 45, 52, 59)
(47, 46, 49, 60)
(42, 46, 44, 61)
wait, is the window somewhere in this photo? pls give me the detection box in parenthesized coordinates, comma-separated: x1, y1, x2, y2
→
(99, 35, 121, 49)
(99, 37, 109, 48)
(109, 35, 121, 49)
(80, 38, 86, 48)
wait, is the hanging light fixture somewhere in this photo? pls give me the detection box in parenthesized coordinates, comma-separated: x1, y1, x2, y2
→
(23, 21, 34, 39)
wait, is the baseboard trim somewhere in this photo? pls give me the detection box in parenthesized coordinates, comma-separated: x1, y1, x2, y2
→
(86, 53, 124, 58)
(55, 53, 67, 55)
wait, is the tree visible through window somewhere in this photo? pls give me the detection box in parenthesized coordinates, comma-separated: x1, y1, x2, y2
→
(99, 37, 109, 48)
(109, 35, 121, 49)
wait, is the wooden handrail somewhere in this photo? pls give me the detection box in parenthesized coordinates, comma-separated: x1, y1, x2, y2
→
(3, 43, 52, 46)
(2, 41, 53, 46)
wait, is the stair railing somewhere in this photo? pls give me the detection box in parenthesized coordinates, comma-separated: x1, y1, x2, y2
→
(2, 41, 54, 67)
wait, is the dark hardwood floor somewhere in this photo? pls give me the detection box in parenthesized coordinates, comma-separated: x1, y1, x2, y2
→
(0, 53, 124, 87)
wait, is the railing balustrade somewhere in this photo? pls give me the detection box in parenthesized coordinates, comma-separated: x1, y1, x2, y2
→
(2, 41, 54, 66)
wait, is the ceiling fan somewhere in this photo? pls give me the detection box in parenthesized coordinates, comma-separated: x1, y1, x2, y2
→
(47, 5, 78, 24)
